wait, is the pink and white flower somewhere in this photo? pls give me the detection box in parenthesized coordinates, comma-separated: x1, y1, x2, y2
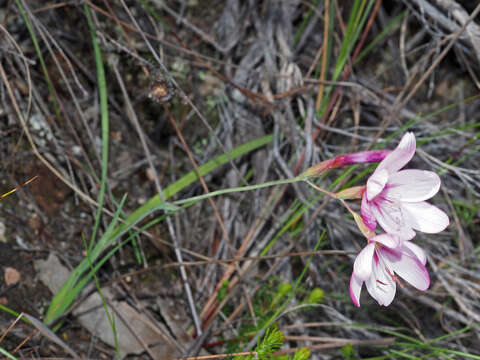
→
(350, 234, 429, 307)
(361, 132, 449, 239)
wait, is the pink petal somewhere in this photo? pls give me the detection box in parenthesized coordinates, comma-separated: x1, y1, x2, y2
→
(403, 241, 426, 265)
(366, 168, 389, 201)
(377, 132, 416, 174)
(344, 150, 391, 165)
(402, 201, 450, 233)
(349, 274, 362, 307)
(361, 195, 376, 230)
(384, 170, 441, 202)
(371, 201, 416, 239)
(384, 249, 430, 291)
(365, 261, 396, 306)
(372, 233, 400, 248)
(353, 243, 375, 281)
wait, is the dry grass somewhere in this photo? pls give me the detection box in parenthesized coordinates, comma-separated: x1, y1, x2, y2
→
(0, 0, 479, 359)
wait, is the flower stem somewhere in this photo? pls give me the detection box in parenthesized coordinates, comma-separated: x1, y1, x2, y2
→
(173, 176, 304, 206)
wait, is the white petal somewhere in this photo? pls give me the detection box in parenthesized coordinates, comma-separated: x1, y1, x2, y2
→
(403, 241, 426, 265)
(361, 195, 377, 230)
(371, 200, 416, 239)
(366, 168, 389, 201)
(365, 259, 396, 306)
(349, 274, 363, 307)
(377, 132, 416, 174)
(372, 233, 400, 248)
(402, 201, 450, 233)
(353, 243, 375, 281)
(383, 247, 430, 291)
(384, 170, 441, 202)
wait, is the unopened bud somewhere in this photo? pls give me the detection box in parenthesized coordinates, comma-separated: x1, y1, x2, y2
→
(335, 186, 365, 200)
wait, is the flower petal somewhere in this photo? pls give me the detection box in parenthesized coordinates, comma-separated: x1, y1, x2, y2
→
(402, 201, 450, 233)
(353, 243, 375, 281)
(349, 274, 362, 307)
(384, 170, 441, 202)
(366, 168, 389, 201)
(372, 233, 400, 248)
(403, 241, 426, 265)
(384, 248, 430, 291)
(365, 260, 396, 306)
(371, 201, 416, 239)
(361, 195, 377, 230)
(377, 132, 416, 174)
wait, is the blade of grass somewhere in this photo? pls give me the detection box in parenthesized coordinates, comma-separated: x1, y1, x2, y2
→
(83, 232, 121, 359)
(83, 2, 110, 251)
(45, 194, 134, 323)
(22, 313, 80, 359)
(294, 0, 321, 45)
(0, 347, 17, 360)
(355, 11, 406, 63)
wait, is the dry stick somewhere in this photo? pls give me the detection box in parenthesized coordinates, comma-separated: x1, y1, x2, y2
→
(0, 314, 24, 344)
(117, 250, 350, 279)
(442, 186, 472, 260)
(397, 3, 480, 111)
(159, 2, 227, 53)
(175, 351, 258, 360)
(83, 0, 229, 69)
(315, 0, 330, 112)
(199, 188, 287, 321)
(372, 2, 480, 146)
(273, 337, 395, 356)
(101, 0, 149, 77)
(0, 25, 33, 118)
(12, 329, 36, 355)
(427, 254, 480, 323)
(161, 12, 275, 112)
(117, 0, 247, 188)
(200, 196, 300, 330)
(111, 62, 202, 336)
(31, 1, 69, 13)
(210, 195, 334, 340)
(164, 105, 258, 327)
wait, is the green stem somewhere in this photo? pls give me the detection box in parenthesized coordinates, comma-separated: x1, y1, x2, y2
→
(173, 176, 304, 206)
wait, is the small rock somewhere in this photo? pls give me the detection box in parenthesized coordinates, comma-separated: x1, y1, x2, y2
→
(4, 267, 21, 285)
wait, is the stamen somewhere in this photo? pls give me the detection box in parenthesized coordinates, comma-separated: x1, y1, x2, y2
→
(385, 267, 404, 288)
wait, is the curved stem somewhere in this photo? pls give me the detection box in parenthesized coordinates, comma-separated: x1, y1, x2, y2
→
(173, 176, 304, 206)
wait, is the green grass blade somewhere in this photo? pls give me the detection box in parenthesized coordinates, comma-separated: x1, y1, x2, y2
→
(0, 347, 18, 360)
(45, 195, 129, 323)
(355, 11, 406, 63)
(84, 233, 121, 359)
(318, 0, 375, 115)
(83, 2, 110, 251)
(294, 0, 321, 45)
